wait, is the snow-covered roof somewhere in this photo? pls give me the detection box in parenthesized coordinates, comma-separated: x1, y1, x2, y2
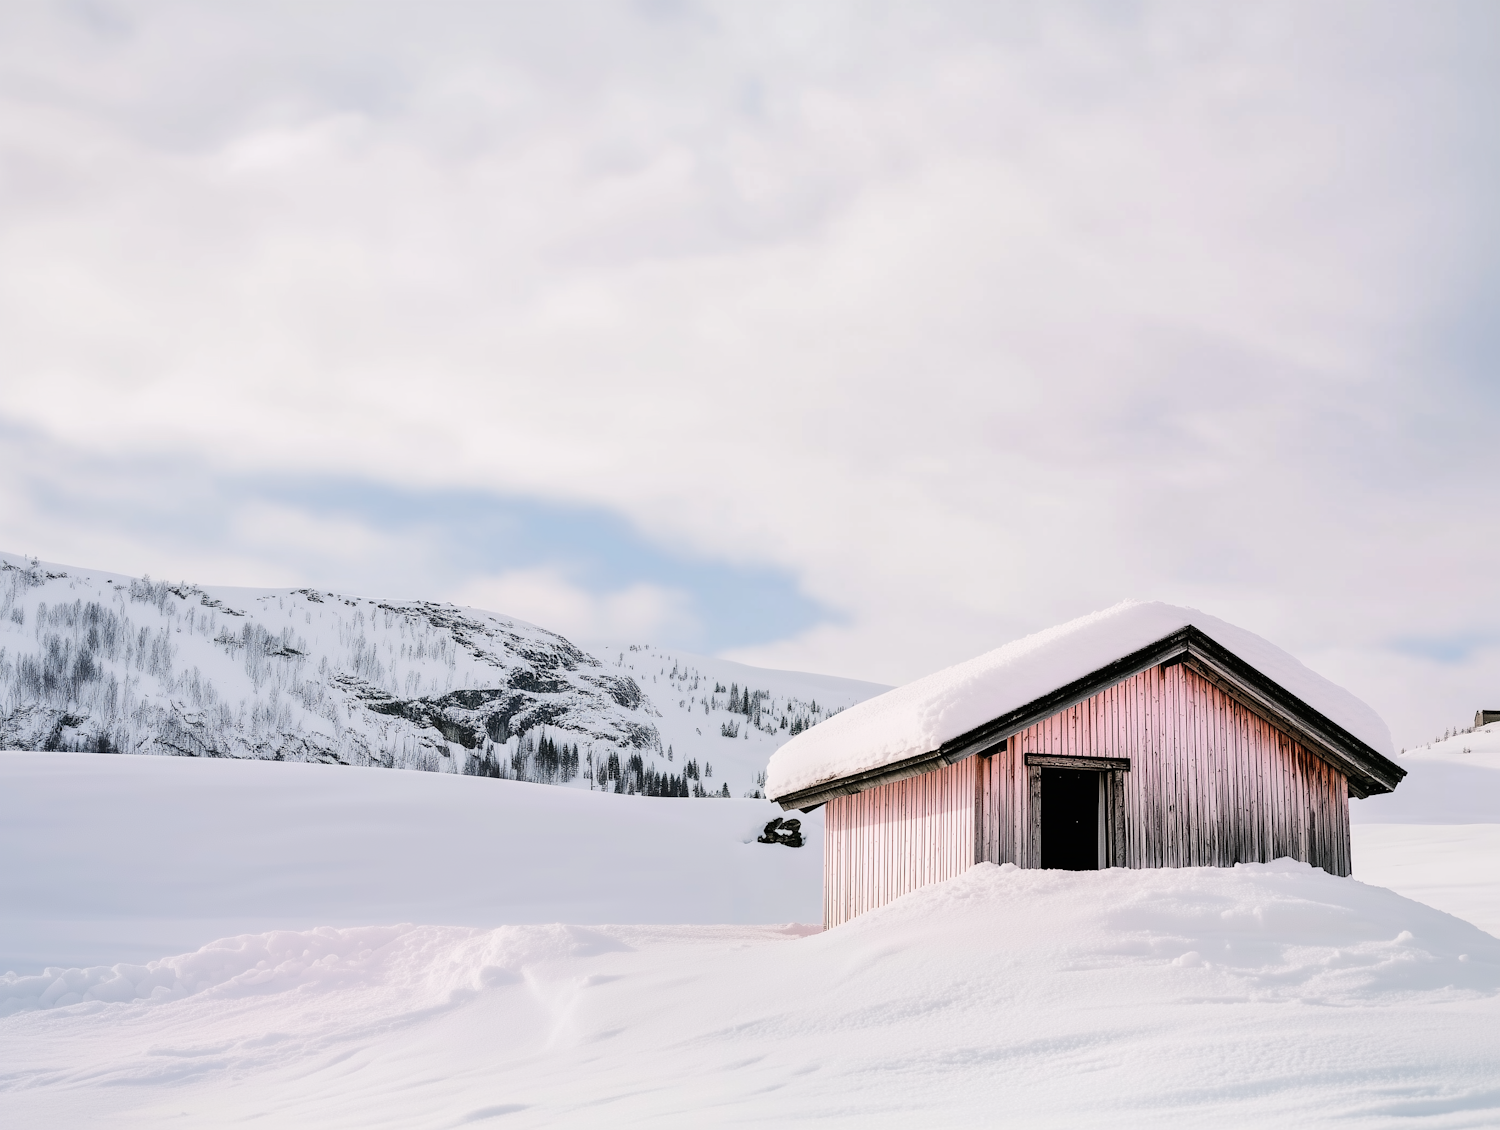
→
(765, 601, 1394, 803)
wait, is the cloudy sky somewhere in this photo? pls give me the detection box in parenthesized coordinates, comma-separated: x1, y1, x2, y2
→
(2, 1, 1496, 746)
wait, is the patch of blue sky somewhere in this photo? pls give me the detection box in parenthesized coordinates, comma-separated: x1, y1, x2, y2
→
(11, 438, 828, 653)
(1389, 634, 1498, 665)
(256, 477, 829, 652)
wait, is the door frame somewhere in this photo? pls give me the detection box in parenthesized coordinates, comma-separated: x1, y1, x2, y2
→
(1025, 753, 1129, 868)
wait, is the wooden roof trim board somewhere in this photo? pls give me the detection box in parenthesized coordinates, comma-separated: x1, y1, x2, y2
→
(778, 626, 1405, 811)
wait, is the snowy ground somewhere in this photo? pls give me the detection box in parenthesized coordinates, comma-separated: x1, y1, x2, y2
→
(1351, 722, 1500, 936)
(3, 860, 1498, 1127)
(1354, 825, 1500, 939)
(3, 736, 1499, 1127)
(0, 753, 820, 974)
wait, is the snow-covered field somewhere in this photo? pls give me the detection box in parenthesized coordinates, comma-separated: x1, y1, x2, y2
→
(2, 855, 1497, 1127)
(1351, 722, 1500, 938)
(2, 743, 1499, 1126)
(0, 752, 821, 974)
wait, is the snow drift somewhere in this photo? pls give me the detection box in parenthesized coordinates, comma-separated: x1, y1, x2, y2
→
(3, 863, 1497, 1127)
(767, 599, 1394, 800)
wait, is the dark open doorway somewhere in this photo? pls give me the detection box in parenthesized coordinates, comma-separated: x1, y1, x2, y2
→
(1041, 767, 1099, 870)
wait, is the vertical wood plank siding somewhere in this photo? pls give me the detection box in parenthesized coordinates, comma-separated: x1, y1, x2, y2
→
(825, 664, 1352, 927)
(823, 758, 977, 929)
(976, 664, 1350, 875)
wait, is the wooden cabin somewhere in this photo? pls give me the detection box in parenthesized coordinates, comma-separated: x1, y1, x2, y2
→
(765, 603, 1405, 929)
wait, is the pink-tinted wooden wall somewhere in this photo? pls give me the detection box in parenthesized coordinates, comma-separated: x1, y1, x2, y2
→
(823, 663, 1352, 927)
(823, 758, 976, 929)
(976, 663, 1351, 875)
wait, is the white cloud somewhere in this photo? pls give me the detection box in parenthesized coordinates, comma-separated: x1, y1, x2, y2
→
(228, 501, 395, 565)
(450, 569, 698, 644)
(0, 2, 1496, 744)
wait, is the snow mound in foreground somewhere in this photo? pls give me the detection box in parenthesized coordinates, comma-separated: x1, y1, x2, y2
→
(843, 860, 1500, 1004)
(0, 922, 812, 1017)
(4, 861, 1494, 1018)
(5, 858, 1494, 1122)
(768, 599, 1392, 799)
(3, 863, 1499, 1127)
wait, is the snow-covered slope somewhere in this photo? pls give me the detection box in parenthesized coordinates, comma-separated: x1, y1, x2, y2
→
(767, 599, 1394, 800)
(583, 640, 888, 798)
(3, 861, 1498, 1127)
(1350, 722, 1500, 936)
(1353, 722, 1500, 825)
(0, 552, 884, 799)
(0, 752, 821, 975)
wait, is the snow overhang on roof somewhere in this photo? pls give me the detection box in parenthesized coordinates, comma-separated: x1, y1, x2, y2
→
(765, 601, 1404, 811)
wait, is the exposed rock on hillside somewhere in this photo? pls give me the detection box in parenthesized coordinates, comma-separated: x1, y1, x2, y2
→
(0, 554, 660, 781)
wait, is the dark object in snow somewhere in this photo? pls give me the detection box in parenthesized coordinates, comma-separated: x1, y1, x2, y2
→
(1477, 710, 1500, 729)
(757, 817, 802, 848)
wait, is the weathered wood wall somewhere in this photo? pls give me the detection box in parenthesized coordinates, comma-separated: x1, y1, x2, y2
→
(823, 758, 977, 929)
(823, 663, 1352, 927)
(976, 664, 1351, 875)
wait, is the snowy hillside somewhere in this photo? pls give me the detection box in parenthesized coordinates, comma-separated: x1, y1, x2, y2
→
(0, 552, 884, 799)
(1354, 721, 1500, 825)
(584, 639, 888, 799)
